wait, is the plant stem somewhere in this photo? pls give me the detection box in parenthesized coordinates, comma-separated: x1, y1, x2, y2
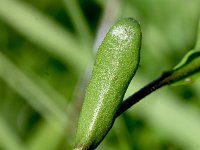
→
(116, 72, 171, 117)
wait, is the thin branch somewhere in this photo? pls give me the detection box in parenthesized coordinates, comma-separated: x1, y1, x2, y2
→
(116, 72, 172, 117)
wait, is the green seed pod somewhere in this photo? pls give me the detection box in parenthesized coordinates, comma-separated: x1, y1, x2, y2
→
(74, 18, 142, 150)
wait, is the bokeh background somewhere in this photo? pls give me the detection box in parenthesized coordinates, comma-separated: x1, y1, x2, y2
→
(0, 0, 200, 150)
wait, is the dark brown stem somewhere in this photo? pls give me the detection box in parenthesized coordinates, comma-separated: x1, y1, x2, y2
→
(116, 72, 172, 117)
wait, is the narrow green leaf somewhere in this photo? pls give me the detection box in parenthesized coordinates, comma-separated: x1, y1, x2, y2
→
(195, 19, 200, 49)
(0, 52, 67, 129)
(63, 0, 92, 46)
(27, 121, 66, 150)
(170, 49, 200, 85)
(0, 0, 92, 72)
(0, 116, 26, 150)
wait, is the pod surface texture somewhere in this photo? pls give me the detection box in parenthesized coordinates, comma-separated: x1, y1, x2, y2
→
(74, 18, 142, 150)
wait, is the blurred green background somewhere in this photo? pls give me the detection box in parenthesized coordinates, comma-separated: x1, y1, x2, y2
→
(0, 0, 200, 150)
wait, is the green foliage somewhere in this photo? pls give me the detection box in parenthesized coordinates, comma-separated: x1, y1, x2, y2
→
(170, 20, 200, 86)
(0, 0, 200, 150)
(171, 49, 200, 85)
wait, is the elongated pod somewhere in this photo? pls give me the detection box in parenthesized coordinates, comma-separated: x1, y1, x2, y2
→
(74, 18, 142, 150)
